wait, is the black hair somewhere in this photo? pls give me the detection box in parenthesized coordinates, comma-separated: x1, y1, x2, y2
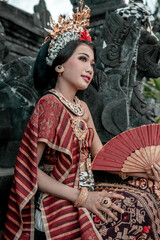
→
(33, 39, 96, 90)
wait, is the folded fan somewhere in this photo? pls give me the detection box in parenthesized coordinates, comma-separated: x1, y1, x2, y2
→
(91, 124, 160, 174)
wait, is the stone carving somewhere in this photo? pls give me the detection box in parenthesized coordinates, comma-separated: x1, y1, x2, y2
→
(0, 56, 40, 168)
(79, 1, 160, 143)
(153, 16, 160, 35)
(137, 30, 160, 79)
(0, 56, 39, 231)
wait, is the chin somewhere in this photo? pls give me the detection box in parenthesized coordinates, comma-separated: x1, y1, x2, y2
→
(78, 84, 89, 91)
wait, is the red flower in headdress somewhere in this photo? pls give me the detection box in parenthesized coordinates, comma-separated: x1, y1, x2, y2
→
(79, 30, 92, 42)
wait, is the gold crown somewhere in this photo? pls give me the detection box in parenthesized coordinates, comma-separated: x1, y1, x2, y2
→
(43, 0, 92, 66)
(44, 0, 91, 43)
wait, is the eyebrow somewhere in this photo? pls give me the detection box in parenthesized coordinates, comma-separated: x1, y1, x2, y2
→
(78, 53, 89, 57)
(78, 53, 95, 62)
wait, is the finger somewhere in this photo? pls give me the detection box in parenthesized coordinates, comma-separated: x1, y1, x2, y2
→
(152, 164, 160, 181)
(152, 163, 160, 172)
(93, 208, 108, 223)
(111, 203, 124, 214)
(98, 205, 118, 221)
(146, 174, 154, 180)
(103, 192, 124, 200)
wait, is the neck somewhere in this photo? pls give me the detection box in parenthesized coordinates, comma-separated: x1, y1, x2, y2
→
(55, 82, 77, 103)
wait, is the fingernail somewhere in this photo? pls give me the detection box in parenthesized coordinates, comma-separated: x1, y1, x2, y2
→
(122, 196, 125, 199)
(115, 217, 118, 221)
(121, 210, 124, 214)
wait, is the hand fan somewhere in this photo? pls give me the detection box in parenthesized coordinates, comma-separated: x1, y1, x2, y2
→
(91, 124, 160, 174)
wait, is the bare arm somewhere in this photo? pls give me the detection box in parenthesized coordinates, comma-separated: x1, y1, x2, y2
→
(81, 102, 103, 158)
(37, 134, 124, 222)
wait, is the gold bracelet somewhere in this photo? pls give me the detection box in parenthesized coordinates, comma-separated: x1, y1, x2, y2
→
(74, 187, 88, 207)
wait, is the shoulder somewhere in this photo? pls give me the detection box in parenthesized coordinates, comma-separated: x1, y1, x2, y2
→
(79, 99, 91, 122)
(37, 93, 63, 111)
(80, 99, 89, 111)
(31, 93, 64, 122)
(39, 93, 60, 104)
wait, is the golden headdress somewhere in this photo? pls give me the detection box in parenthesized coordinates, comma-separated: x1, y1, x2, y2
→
(43, 0, 92, 66)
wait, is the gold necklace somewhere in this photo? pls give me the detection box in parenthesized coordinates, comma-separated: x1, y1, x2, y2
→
(49, 89, 84, 116)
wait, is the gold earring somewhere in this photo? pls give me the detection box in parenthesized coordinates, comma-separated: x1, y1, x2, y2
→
(55, 65, 64, 73)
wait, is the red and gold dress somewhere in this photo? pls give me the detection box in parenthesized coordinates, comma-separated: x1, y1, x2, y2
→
(1, 93, 160, 240)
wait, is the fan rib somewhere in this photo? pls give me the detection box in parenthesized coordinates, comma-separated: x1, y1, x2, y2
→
(92, 124, 160, 176)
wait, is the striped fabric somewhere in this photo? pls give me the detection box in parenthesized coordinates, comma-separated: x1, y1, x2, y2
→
(1, 94, 102, 240)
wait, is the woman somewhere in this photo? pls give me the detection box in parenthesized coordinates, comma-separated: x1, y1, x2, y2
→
(2, 2, 160, 240)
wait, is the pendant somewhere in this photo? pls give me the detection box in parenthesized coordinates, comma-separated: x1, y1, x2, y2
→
(71, 117, 87, 142)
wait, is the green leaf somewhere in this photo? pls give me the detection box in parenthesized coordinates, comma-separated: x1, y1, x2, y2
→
(155, 116, 160, 123)
(143, 78, 160, 101)
(153, 78, 160, 91)
(143, 83, 154, 91)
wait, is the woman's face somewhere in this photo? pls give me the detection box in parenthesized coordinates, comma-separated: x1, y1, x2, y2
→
(60, 44, 95, 91)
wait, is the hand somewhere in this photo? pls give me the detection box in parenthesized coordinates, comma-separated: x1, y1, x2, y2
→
(145, 162, 160, 182)
(83, 190, 124, 223)
(151, 163, 160, 182)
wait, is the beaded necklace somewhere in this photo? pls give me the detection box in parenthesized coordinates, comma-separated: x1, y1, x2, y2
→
(49, 89, 84, 116)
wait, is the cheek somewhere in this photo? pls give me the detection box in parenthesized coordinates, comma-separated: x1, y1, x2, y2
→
(65, 59, 82, 70)
(90, 70, 94, 79)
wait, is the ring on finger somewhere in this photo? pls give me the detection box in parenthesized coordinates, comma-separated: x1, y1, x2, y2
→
(101, 197, 111, 208)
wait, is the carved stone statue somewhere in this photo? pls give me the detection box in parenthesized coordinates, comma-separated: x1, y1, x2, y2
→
(137, 30, 160, 79)
(79, 1, 160, 144)
(0, 57, 40, 168)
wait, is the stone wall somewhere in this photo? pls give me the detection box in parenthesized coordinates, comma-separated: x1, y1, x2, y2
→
(0, 1, 47, 64)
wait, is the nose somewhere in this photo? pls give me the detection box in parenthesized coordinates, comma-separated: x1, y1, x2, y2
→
(86, 64, 93, 75)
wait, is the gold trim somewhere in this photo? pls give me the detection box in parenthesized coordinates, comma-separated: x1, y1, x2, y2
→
(38, 138, 72, 159)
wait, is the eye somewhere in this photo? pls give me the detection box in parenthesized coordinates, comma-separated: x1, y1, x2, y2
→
(91, 63, 95, 69)
(79, 56, 87, 62)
